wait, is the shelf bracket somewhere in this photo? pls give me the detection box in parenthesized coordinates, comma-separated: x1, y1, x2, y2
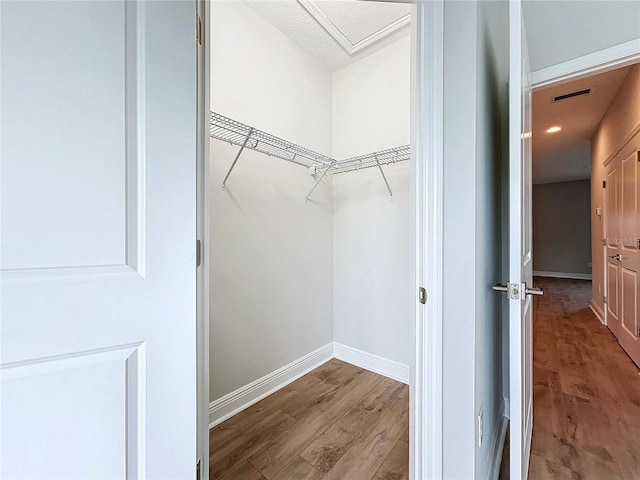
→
(305, 160, 335, 203)
(222, 128, 254, 190)
(375, 156, 393, 199)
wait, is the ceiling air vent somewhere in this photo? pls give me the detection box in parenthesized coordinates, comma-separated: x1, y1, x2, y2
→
(552, 88, 592, 102)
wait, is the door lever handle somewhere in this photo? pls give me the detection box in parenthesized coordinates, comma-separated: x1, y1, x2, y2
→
(525, 286, 544, 296)
(492, 283, 543, 297)
(609, 254, 623, 261)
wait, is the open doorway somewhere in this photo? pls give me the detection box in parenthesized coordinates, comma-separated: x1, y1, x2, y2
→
(205, 2, 418, 479)
(528, 63, 640, 478)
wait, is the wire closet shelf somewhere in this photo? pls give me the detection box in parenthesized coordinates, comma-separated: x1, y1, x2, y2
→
(210, 112, 333, 169)
(210, 111, 409, 200)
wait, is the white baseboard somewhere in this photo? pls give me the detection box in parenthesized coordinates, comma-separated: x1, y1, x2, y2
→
(590, 301, 605, 325)
(208, 343, 333, 428)
(533, 271, 592, 281)
(486, 399, 509, 480)
(333, 342, 410, 384)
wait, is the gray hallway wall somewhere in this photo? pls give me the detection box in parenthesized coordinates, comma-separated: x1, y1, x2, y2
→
(533, 179, 592, 276)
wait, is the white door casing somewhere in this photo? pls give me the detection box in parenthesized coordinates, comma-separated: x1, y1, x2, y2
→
(410, 1, 444, 479)
(197, 0, 211, 475)
(1, 1, 198, 478)
(509, 1, 534, 478)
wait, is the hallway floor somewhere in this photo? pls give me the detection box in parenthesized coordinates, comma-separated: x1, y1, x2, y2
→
(529, 277, 640, 479)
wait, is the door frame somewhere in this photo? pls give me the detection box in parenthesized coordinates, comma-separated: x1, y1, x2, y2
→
(528, 44, 640, 323)
(530, 38, 640, 89)
(197, 1, 446, 478)
(196, 0, 210, 475)
(511, 36, 640, 477)
(410, 1, 444, 478)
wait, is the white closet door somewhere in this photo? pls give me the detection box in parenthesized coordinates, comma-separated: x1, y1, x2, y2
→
(605, 138, 640, 367)
(1, 1, 198, 477)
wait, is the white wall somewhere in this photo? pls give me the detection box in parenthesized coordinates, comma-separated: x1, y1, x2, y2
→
(209, 1, 333, 401)
(475, 2, 509, 477)
(443, 1, 508, 477)
(523, 0, 640, 72)
(332, 37, 411, 366)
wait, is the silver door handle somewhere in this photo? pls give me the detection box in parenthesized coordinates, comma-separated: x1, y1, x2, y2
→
(492, 283, 544, 296)
(609, 254, 622, 261)
(492, 283, 508, 292)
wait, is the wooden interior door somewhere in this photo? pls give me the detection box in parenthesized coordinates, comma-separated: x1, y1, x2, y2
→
(605, 141, 640, 367)
(1, 1, 198, 477)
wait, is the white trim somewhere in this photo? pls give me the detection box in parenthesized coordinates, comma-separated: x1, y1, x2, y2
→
(196, 0, 211, 473)
(297, 0, 410, 55)
(533, 271, 592, 280)
(333, 343, 409, 384)
(530, 38, 640, 89)
(486, 399, 509, 480)
(590, 301, 605, 325)
(523, 399, 533, 479)
(410, 2, 444, 479)
(208, 343, 333, 428)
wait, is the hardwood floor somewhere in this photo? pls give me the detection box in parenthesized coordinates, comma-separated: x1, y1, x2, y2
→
(528, 277, 640, 479)
(209, 359, 409, 480)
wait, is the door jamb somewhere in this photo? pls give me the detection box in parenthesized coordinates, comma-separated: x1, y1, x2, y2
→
(515, 38, 640, 476)
(528, 42, 640, 332)
(196, 0, 210, 475)
(410, 1, 444, 479)
(197, 2, 446, 478)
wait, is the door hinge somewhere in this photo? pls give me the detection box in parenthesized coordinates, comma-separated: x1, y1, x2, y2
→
(604, 295, 607, 304)
(196, 239, 202, 267)
(419, 287, 427, 305)
(602, 238, 607, 246)
(637, 326, 640, 338)
(196, 15, 202, 45)
(196, 459, 201, 480)
(603, 181, 606, 188)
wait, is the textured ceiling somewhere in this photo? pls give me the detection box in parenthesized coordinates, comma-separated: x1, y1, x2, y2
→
(532, 66, 631, 185)
(243, 0, 410, 72)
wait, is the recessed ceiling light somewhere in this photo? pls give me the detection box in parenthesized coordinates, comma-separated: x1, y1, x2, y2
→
(546, 126, 562, 134)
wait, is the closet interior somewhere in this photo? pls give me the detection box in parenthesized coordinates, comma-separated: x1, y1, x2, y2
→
(208, 1, 412, 478)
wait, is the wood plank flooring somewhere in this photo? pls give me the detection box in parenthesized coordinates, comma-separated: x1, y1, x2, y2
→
(210, 359, 409, 480)
(524, 278, 640, 479)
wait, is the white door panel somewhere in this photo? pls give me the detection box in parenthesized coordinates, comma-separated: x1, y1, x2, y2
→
(509, 1, 534, 478)
(1, 1, 198, 478)
(2, 1, 131, 271)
